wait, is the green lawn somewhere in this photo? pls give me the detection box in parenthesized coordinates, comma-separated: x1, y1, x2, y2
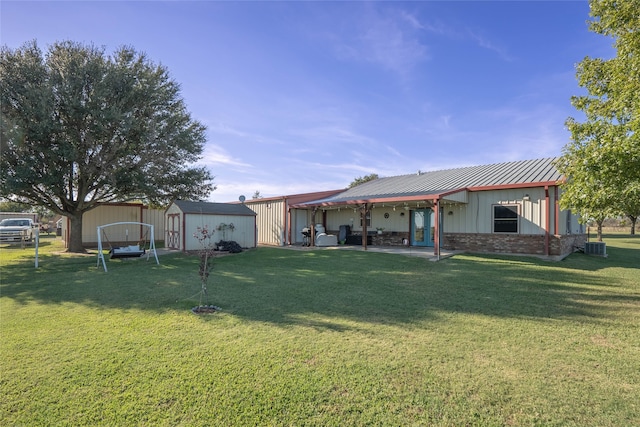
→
(1, 235, 639, 426)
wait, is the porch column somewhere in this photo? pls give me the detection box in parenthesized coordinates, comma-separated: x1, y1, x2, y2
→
(360, 203, 369, 251)
(434, 199, 440, 258)
(545, 186, 550, 256)
(311, 207, 317, 246)
(554, 186, 559, 235)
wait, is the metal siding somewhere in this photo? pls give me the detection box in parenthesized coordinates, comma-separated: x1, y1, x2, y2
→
(370, 208, 409, 233)
(471, 188, 546, 235)
(142, 208, 166, 241)
(441, 202, 465, 233)
(325, 208, 360, 232)
(250, 200, 285, 245)
(322, 206, 411, 234)
(84, 205, 142, 244)
(442, 191, 468, 203)
(469, 192, 489, 233)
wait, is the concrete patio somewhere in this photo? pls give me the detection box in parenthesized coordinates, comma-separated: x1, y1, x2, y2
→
(275, 244, 461, 261)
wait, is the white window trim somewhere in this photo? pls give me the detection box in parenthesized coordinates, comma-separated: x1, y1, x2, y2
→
(492, 203, 520, 234)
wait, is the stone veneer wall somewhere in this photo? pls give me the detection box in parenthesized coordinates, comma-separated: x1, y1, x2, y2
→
(372, 232, 410, 246)
(442, 233, 587, 257)
(329, 230, 410, 246)
(327, 229, 587, 257)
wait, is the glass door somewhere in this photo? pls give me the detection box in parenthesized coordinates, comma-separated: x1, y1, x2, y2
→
(411, 209, 434, 247)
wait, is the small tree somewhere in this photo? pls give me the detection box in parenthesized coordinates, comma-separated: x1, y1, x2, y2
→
(193, 225, 216, 308)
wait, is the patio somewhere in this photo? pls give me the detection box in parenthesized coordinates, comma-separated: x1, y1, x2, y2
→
(276, 243, 461, 261)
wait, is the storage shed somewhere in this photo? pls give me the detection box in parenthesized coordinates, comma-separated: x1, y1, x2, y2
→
(165, 200, 257, 252)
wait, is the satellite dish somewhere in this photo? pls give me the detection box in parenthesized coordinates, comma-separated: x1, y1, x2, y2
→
(239, 195, 246, 203)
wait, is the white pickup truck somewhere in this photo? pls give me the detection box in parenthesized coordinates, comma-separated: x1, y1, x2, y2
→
(0, 218, 37, 243)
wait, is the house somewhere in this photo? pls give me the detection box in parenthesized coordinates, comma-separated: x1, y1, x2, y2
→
(165, 200, 257, 251)
(288, 158, 585, 258)
(60, 202, 165, 248)
(241, 189, 344, 246)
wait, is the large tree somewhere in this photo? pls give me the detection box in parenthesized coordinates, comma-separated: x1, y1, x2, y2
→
(1, 41, 214, 252)
(619, 181, 640, 235)
(557, 0, 640, 237)
(349, 173, 379, 188)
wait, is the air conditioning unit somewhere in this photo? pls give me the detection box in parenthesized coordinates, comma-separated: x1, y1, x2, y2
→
(585, 242, 607, 256)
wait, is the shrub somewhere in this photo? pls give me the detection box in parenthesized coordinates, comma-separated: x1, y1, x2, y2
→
(216, 240, 243, 253)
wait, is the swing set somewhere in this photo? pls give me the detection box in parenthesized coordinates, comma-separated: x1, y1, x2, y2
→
(96, 222, 159, 272)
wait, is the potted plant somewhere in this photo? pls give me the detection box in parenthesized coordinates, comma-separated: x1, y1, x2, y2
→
(376, 227, 385, 235)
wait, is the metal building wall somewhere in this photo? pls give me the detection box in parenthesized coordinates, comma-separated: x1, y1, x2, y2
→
(445, 187, 549, 235)
(62, 203, 165, 248)
(89, 205, 143, 245)
(142, 207, 166, 241)
(244, 200, 286, 246)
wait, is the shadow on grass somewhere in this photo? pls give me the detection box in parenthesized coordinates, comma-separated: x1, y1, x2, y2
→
(1, 236, 638, 328)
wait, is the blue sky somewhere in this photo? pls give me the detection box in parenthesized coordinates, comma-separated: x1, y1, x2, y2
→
(1, 1, 614, 202)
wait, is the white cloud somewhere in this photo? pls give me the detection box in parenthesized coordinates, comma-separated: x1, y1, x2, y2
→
(199, 144, 252, 169)
(329, 5, 429, 75)
(467, 29, 514, 61)
(289, 125, 376, 146)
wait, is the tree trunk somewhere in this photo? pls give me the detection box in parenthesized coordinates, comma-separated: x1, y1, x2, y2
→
(629, 216, 637, 235)
(66, 212, 86, 253)
(596, 220, 604, 242)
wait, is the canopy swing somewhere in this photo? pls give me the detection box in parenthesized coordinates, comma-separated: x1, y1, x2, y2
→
(96, 222, 159, 272)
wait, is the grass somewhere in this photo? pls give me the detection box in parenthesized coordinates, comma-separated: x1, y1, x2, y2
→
(1, 234, 639, 426)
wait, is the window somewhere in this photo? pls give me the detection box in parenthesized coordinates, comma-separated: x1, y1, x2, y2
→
(493, 204, 519, 233)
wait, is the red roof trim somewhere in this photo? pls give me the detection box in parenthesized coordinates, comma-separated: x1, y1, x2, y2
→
(238, 189, 345, 205)
(467, 181, 559, 192)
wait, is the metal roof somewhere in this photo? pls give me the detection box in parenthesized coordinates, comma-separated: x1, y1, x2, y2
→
(297, 158, 562, 206)
(172, 200, 257, 216)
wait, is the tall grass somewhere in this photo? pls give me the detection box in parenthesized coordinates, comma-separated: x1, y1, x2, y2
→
(1, 235, 638, 426)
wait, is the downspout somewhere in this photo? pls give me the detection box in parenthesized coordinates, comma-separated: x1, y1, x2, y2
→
(285, 199, 291, 246)
(545, 186, 550, 256)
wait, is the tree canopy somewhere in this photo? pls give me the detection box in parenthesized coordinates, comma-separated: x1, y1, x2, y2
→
(557, 0, 640, 238)
(1, 40, 214, 251)
(349, 174, 379, 188)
